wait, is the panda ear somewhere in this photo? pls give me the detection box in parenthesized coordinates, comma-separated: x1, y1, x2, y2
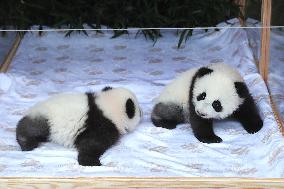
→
(234, 82, 249, 98)
(196, 67, 213, 78)
(126, 98, 135, 119)
(102, 86, 113, 92)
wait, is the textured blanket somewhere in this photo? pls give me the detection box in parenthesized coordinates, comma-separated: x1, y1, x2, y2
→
(0, 19, 283, 177)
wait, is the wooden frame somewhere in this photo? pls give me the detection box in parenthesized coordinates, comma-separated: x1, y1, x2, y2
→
(0, 0, 284, 188)
(258, 0, 284, 133)
(1, 177, 284, 188)
(259, 0, 271, 84)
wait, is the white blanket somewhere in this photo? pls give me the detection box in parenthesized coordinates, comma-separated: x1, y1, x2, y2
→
(0, 19, 284, 177)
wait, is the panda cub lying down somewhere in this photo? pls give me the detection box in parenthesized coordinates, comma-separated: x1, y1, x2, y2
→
(151, 63, 263, 143)
(16, 87, 142, 166)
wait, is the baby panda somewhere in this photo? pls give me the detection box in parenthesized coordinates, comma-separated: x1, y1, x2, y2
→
(151, 63, 263, 143)
(16, 87, 142, 166)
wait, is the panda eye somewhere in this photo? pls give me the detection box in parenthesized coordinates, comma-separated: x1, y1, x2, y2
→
(197, 92, 206, 101)
(212, 100, 223, 112)
(126, 98, 135, 119)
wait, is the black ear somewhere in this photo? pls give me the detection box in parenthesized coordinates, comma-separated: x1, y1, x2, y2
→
(234, 82, 249, 98)
(196, 67, 213, 78)
(102, 86, 113, 92)
(126, 98, 135, 119)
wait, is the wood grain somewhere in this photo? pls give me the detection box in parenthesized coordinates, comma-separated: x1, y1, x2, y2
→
(259, 0, 271, 84)
(0, 177, 284, 189)
(0, 34, 22, 73)
(269, 93, 284, 136)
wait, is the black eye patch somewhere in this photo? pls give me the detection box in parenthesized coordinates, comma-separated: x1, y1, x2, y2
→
(197, 92, 206, 101)
(126, 98, 135, 119)
(212, 100, 223, 112)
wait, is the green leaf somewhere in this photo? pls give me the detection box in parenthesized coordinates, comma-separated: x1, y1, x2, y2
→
(178, 29, 187, 48)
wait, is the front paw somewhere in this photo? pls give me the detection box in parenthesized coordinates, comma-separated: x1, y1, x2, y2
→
(244, 118, 263, 134)
(195, 134, 223, 143)
(78, 154, 101, 166)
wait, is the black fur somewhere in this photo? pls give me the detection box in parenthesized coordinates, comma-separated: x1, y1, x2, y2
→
(189, 70, 263, 143)
(152, 65, 263, 143)
(151, 67, 213, 130)
(126, 98, 135, 119)
(151, 102, 185, 129)
(189, 67, 222, 143)
(196, 67, 213, 78)
(74, 93, 120, 166)
(16, 116, 50, 151)
(102, 86, 113, 91)
(232, 82, 263, 134)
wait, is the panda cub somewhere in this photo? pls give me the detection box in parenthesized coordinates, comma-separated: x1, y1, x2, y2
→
(16, 87, 142, 166)
(151, 63, 263, 143)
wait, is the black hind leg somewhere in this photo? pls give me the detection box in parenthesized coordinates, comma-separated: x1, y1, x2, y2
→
(16, 116, 50, 151)
(151, 103, 185, 129)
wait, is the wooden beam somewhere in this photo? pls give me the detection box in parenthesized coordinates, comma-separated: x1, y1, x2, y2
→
(0, 177, 284, 189)
(0, 34, 22, 73)
(259, 0, 284, 134)
(259, 0, 271, 84)
(269, 93, 284, 135)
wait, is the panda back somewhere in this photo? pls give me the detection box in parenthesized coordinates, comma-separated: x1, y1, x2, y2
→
(27, 93, 89, 147)
(156, 68, 198, 107)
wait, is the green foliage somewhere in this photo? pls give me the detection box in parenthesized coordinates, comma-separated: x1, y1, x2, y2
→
(0, 0, 240, 46)
(245, 0, 261, 21)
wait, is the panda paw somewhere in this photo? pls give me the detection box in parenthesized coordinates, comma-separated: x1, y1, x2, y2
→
(78, 155, 102, 166)
(195, 135, 223, 144)
(244, 118, 263, 134)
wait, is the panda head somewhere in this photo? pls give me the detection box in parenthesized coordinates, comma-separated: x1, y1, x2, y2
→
(96, 87, 142, 134)
(192, 63, 245, 119)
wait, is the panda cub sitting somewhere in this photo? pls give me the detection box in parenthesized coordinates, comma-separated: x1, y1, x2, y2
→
(16, 87, 142, 166)
(151, 63, 263, 143)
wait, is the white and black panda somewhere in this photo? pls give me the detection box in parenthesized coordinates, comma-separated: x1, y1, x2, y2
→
(151, 63, 263, 143)
(16, 87, 142, 166)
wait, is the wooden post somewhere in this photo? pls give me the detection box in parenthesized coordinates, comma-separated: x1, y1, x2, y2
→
(259, 0, 284, 134)
(259, 0, 271, 84)
(0, 34, 22, 73)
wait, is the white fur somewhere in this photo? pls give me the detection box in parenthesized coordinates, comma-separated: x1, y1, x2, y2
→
(155, 68, 199, 119)
(192, 70, 243, 119)
(26, 88, 142, 147)
(27, 93, 89, 147)
(154, 63, 244, 120)
(95, 87, 142, 134)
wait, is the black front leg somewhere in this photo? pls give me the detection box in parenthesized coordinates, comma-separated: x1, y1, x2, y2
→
(78, 150, 102, 166)
(188, 67, 222, 143)
(233, 82, 263, 134)
(233, 98, 263, 134)
(75, 129, 119, 166)
(190, 113, 222, 143)
(76, 135, 107, 166)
